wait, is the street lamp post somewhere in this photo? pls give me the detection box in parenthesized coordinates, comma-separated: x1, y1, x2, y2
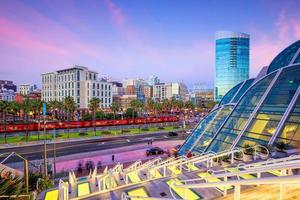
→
(43, 102, 48, 177)
(43, 115, 47, 177)
(53, 128, 57, 176)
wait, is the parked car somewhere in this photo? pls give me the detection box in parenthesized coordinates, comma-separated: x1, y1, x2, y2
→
(168, 131, 178, 136)
(186, 130, 192, 134)
(146, 147, 164, 156)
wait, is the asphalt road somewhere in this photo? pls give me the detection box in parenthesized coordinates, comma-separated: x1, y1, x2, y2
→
(0, 131, 186, 162)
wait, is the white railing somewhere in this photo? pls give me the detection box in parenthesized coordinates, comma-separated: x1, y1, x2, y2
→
(171, 175, 300, 200)
(121, 192, 176, 200)
(170, 159, 300, 199)
(238, 154, 300, 169)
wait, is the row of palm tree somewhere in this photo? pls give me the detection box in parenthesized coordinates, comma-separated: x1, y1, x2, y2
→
(0, 96, 200, 143)
(0, 96, 78, 143)
(129, 98, 196, 117)
(0, 98, 44, 143)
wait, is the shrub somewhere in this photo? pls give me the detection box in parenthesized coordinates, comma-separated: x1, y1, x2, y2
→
(243, 143, 254, 155)
(158, 127, 165, 130)
(220, 155, 230, 162)
(234, 151, 242, 159)
(102, 131, 111, 135)
(141, 128, 149, 131)
(37, 176, 53, 191)
(173, 126, 180, 129)
(56, 134, 63, 137)
(78, 132, 88, 136)
(122, 129, 131, 133)
(0, 170, 24, 195)
(276, 141, 287, 152)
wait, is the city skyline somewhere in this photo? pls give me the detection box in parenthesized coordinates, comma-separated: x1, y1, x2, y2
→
(0, 0, 300, 87)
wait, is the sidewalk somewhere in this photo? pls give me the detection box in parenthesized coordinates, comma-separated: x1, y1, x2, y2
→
(54, 140, 183, 173)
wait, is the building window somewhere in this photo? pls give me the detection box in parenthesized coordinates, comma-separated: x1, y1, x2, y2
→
(77, 98, 80, 103)
(93, 90, 95, 96)
(97, 84, 99, 89)
(77, 71, 80, 81)
(77, 90, 80, 96)
(93, 83, 95, 89)
(101, 84, 103, 90)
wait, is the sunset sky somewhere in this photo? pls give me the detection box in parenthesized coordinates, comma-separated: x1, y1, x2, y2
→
(0, 0, 299, 88)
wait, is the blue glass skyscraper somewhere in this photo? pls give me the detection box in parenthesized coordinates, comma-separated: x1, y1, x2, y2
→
(215, 31, 249, 101)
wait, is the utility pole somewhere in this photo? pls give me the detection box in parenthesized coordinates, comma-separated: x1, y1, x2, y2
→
(53, 128, 57, 176)
(43, 102, 48, 177)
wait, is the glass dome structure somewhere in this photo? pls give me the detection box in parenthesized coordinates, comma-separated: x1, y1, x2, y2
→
(179, 40, 300, 155)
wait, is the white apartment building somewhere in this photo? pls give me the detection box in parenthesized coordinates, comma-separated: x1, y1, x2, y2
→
(19, 84, 31, 95)
(153, 83, 167, 101)
(41, 65, 112, 109)
(153, 82, 188, 102)
(0, 89, 15, 101)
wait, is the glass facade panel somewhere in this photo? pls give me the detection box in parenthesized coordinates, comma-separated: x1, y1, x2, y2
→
(267, 41, 300, 74)
(237, 66, 300, 147)
(231, 78, 254, 103)
(179, 105, 233, 155)
(294, 53, 300, 64)
(215, 32, 249, 102)
(179, 109, 219, 155)
(207, 72, 277, 152)
(219, 82, 243, 106)
(276, 95, 300, 147)
(192, 105, 233, 153)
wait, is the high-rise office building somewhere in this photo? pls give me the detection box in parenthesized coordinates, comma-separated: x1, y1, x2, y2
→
(214, 31, 249, 101)
(147, 75, 160, 86)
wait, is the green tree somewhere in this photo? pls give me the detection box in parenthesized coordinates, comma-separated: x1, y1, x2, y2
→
(64, 96, 76, 137)
(22, 98, 32, 142)
(153, 102, 162, 116)
(10, 101, 21, 131)
(125, 108, 137, 119)
(0, 101, 9, 143)
(110, 102, 120, 120)
(130, 99, 143, 119)
(89, 97, 101, 136)
(185, 100, 195, 111)
(146, 98, 155, 115)
(162, 99, 171, 113)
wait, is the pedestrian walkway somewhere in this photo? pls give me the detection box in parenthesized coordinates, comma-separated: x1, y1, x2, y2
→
(56, 140, 183, 173)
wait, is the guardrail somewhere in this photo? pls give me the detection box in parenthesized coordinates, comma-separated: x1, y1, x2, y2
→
(171, 175, 300, 200)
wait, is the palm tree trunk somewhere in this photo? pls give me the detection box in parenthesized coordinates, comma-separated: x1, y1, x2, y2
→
(25, 114, 29, 142)
(67, 112, 70, 139)
(12, 113, 15, 132)
(4, 112, 7, 144)
(93, 110, 96, 136)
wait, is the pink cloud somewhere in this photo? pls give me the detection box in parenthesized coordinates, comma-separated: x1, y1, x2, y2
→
(103, 0, 125, 26)
(250, 6, 300, 78)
